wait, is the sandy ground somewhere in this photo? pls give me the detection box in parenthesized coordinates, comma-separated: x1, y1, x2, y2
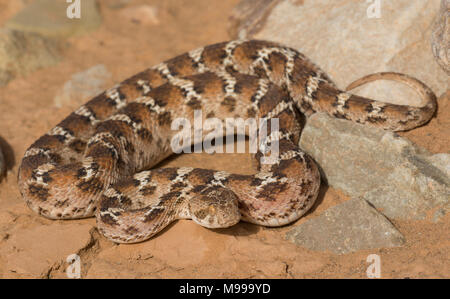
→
(0, 0, 448, 278)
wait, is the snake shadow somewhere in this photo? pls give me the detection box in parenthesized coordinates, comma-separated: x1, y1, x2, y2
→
(0, 135, 15, 182)
(212, 221, 261, 237)
(149, 134, 329, 238)
(211, 181, 329, 238)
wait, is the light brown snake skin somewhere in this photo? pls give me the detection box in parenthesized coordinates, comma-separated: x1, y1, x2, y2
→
(17, 40, 437, 243)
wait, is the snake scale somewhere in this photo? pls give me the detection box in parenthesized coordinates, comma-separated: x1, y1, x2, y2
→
(18, 40, 437, 243)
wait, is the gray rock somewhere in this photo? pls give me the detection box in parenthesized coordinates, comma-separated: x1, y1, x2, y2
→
(5, 0, 102, 39)
(299, 113, 450, 220)
(286, 199, 405, 254)
(426, 153, 450, 222)
(0, 29, 61, 86)
(53, 64, 112, 108)
(425, 153, 450, 179)
(231, 0, 449, 105)
(431, 0, 450, 74)
(0, 0, 102, 86)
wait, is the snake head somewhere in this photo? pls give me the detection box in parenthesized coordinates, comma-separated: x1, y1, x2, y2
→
(189, 186, 241, 229)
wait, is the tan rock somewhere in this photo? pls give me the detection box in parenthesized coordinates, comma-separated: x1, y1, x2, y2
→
(0, 28, 61, 86)
(229, 0, 280, 39)
(53, 64, 112, 108)
(431, 0, 450, 74)
(231, 0, 449, 106)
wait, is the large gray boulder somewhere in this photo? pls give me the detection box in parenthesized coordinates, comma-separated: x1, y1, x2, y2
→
(230, 0, 448, 104)
(299, 113, 450, 220)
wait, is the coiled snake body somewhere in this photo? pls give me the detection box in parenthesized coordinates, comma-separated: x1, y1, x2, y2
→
(18, 40, 437, 243)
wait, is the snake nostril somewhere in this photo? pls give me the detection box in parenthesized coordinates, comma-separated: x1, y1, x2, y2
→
(208, 205, 216, 215)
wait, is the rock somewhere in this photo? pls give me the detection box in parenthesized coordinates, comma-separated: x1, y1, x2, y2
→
(53, 64, 112, 108)
(286, 199, 405, 254)
(119, 5, 160, 25)
(299, 113, 450, 220)
(431, 0, 450, 74)
(0, 28, 61, 86)
(229, 0, 280, 39)
(0, 144, 4, 181)
(0, 0, 103, 86)
(5, 0, 102, 39)
(426, 153, 450, 222)
(230, 0, 449, 104)
(425, 153, 450, 178)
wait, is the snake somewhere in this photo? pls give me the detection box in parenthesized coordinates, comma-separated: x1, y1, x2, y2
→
(17, 40, 437, 243)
